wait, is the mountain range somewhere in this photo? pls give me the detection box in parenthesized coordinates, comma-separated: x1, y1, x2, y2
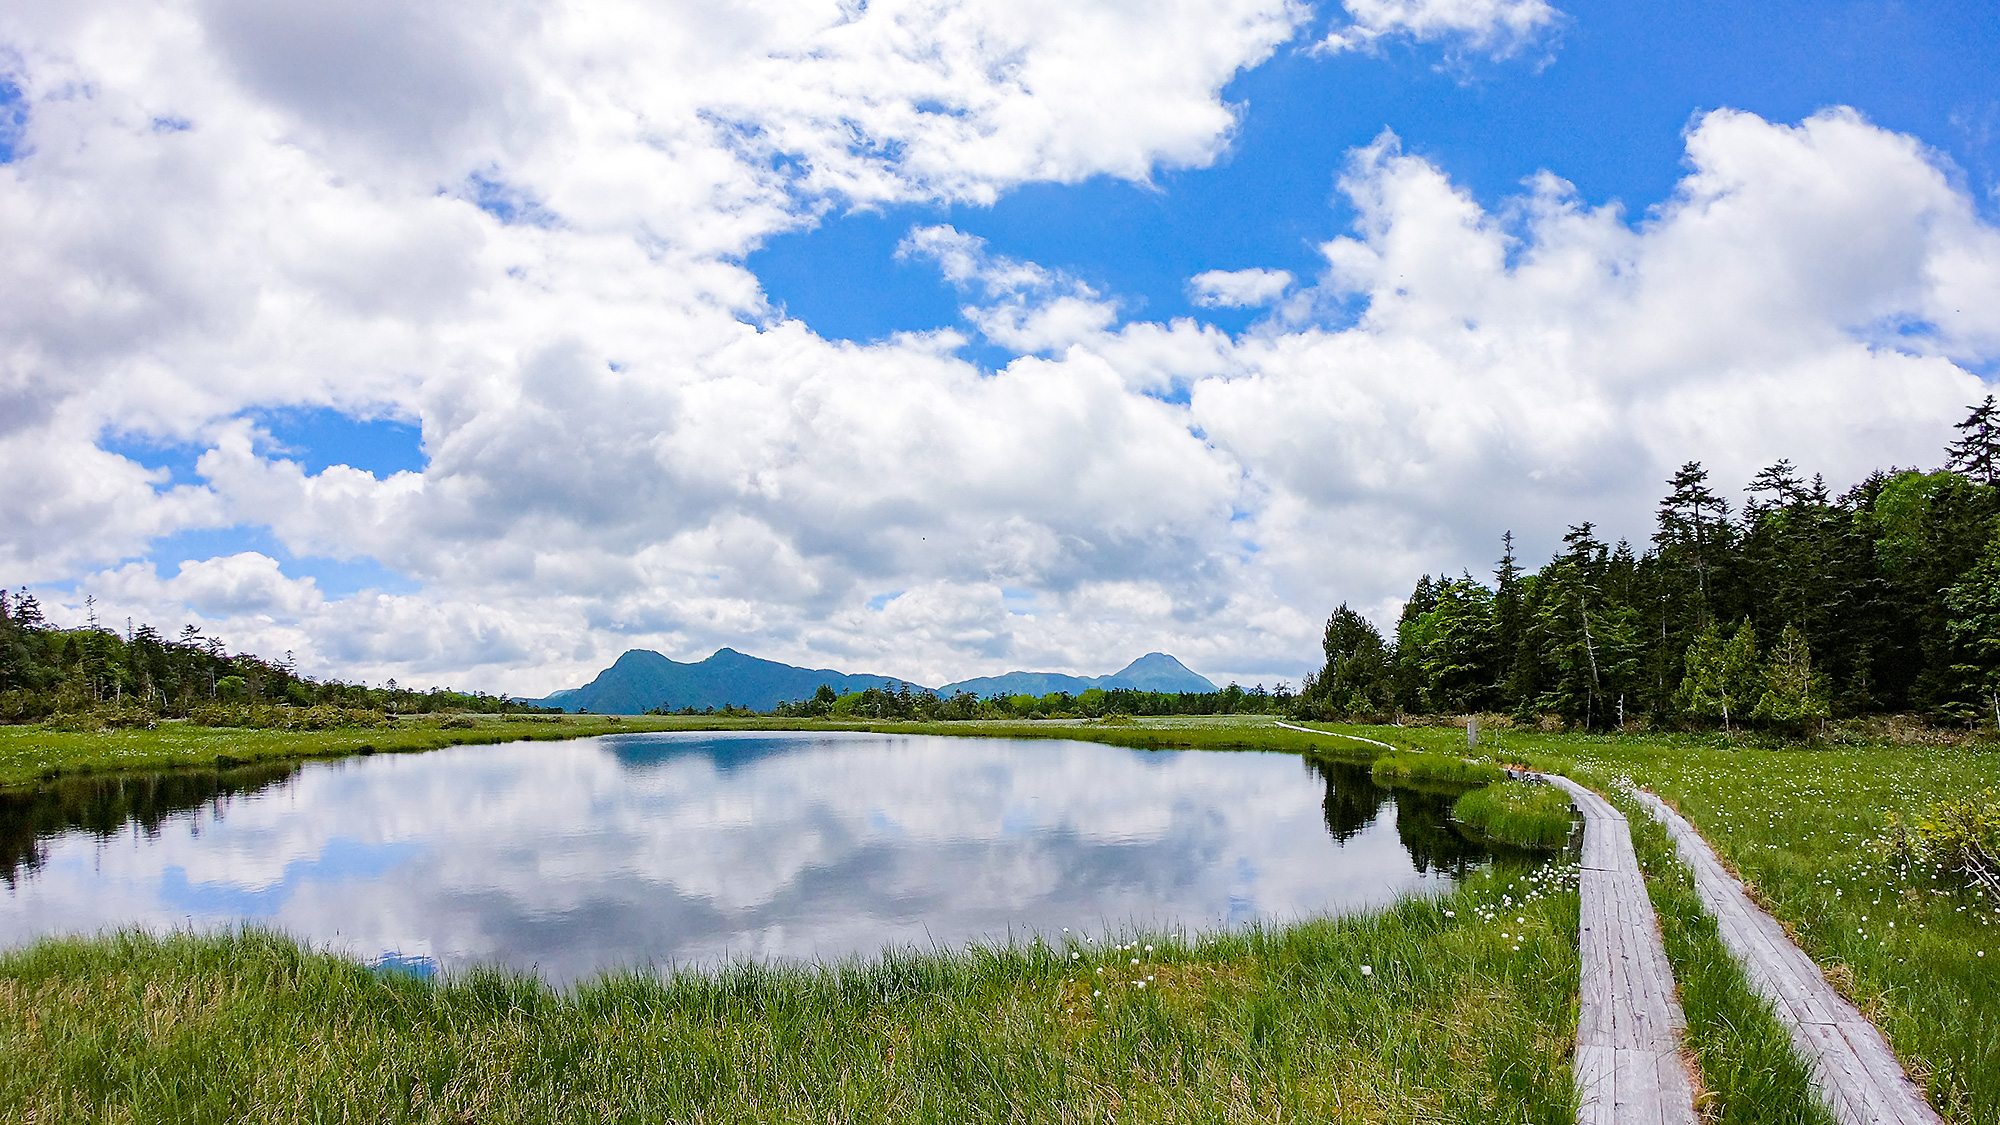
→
(529, 649, 1215, 714)
(935, 653, 1214, 698)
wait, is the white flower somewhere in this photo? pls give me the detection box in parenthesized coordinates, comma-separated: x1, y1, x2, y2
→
(1360, 965, 1372, 976)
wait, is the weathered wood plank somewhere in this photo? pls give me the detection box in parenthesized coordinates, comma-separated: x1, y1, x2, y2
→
(1573, 1043, 1616, 1125)
(1544, 775, 1698, 1125)
(1631, 789, 1943, 1125)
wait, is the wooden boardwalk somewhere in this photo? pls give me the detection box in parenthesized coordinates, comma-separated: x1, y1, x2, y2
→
(1272, 723, 1697, 1123)
(1543, 775, 1698, 1125)
(1630, 789, 1943, 1125)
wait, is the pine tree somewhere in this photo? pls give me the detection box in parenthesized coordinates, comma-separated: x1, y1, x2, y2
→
(1676, 622, 1728, 725)
(1655, 462, 1731, 609)
(1944, 526, 2000, 727)
(1947, 396, 2000, 486)
(1752, 624, 1830, 735)
(1392, 575, 1441, 713)
(1303, 604, 1392, 716)
(1745, 458, 1806, 510)
(1495, 532, 1528, 705)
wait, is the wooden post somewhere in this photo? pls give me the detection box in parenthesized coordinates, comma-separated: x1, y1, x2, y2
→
(1467, 715, 1479, 750)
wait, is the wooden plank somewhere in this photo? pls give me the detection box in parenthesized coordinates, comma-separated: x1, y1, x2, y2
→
(1838, 1020, 1941, 1125)
(1653, 1049, 1697, 1120)
(1540, 773, 1698, 1125)
(1615, 1045, 1666, 1125)
(1573, 1043, 1616, 1125)
(1630, 790, 1943, 1125)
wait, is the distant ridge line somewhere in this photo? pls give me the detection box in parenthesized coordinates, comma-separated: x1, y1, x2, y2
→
(529, 648, 1215, 714)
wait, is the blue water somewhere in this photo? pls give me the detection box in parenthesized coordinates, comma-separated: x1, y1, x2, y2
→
(0, 731, 1505, 984)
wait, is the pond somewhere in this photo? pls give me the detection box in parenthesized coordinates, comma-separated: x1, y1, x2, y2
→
(1, 731, 1526, 985)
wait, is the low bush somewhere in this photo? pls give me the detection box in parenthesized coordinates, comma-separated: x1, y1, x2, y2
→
(1888, 788, 2000, 895)
(187, 704, 391, 730)
(0, 690, 58, 723)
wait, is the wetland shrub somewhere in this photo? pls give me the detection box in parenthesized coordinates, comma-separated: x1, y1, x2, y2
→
(1889, 788, 2000, 894)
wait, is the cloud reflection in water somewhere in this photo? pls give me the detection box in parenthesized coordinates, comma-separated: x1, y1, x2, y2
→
(1, 732, 1476, 985)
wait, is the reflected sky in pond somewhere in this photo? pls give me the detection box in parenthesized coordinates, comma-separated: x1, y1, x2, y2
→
(0, 732, 1513, 984)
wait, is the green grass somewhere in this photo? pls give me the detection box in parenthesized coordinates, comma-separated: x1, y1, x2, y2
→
(1451, 780, 1577, 850)
(1, 863, 1581, 1125)
(0, 713, 695, 789)
(1323, 721, 2000, 1123)
(1370, 749, 1505, 788)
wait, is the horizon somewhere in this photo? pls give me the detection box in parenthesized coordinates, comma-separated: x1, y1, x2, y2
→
(534, 646, 1229, 701)
(5, 0, 1998, 693)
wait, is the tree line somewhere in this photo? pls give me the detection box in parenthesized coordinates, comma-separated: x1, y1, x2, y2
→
(708, 682, 1294, 721)
(1299, 398, 2000, 734)
(0, 593, 554, 724)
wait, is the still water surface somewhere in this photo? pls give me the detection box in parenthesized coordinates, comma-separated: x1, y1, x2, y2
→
(2, 731, 1514, 984)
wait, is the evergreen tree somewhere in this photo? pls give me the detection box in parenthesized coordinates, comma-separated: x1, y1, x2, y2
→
(1531, 563, 1599, 726)
(1946, 395, 2000, 486)
(1655, 461, 1732, 610)
(1494, 531, 1530, 706)
(1745, 458, 1806, 511)
(1401, 575, 1503, 712)
(1302, 604, 1392, 716)
(1676, 622, 1729, 726)
(1392, 575, 1440, 712)
(1752, 624, 1830, 735)
(1944, 525, 2000, 726)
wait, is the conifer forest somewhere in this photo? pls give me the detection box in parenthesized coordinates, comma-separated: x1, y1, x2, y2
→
(1298, 397, 2000, 732)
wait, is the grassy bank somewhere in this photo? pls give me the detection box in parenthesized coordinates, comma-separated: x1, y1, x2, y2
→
(1315, 721, 2000, 1123)
(2, 861, 1580, 1125)
(0, 713, 1385, 793)
(0, 714, 845, 791)
(1451, 779, 1577, 850)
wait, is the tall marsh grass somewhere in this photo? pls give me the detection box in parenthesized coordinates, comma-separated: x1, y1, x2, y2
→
(1451, 779, 1577, 850)
(2, 864, 1581, 1124)
(1370, 749, 1504, 788)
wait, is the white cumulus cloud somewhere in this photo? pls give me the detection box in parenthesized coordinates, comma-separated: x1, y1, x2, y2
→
(0, 0, 1994, 696)
(1189, 268, 1295, 308)
(900, 224, 1121, 353)
(1318, 0, 1561, 58)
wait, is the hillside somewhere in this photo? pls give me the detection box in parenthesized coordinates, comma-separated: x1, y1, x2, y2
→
(534, 649, 926, 714)
(937, 653, 1215, 698)
(534, 649, 1219, 714)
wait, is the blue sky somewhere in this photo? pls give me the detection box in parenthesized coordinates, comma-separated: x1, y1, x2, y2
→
(3, 0, 1998, 693)
(755, 0, 2000, 351)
